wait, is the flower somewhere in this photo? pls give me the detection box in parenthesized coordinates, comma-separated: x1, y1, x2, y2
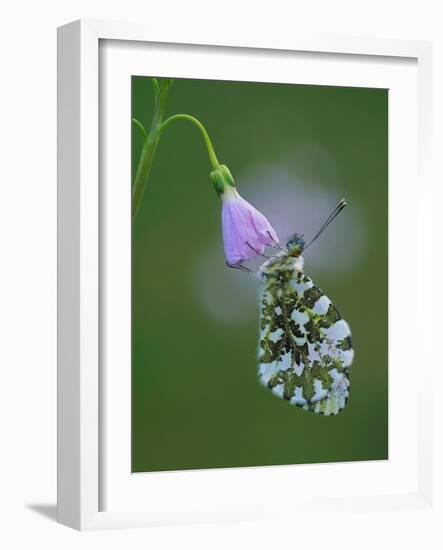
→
(220, 185, 279, 265)
(209, 164, 279, 265)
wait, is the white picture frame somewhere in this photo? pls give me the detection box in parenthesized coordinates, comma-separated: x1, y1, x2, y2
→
(57, 19, 434, 531)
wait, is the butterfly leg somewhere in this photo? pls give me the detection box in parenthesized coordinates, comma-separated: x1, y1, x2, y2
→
(266, 230, 287, 253)
(246, 242, 270, 258)
(226, 261, 260, 280)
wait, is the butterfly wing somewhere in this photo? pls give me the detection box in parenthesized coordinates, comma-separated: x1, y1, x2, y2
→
(258, 271, 353, 416)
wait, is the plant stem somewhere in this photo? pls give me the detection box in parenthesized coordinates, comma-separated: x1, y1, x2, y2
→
(132, 82, 222, 223)
(132, 79, 172, 223)
(158, 114, 220, 170)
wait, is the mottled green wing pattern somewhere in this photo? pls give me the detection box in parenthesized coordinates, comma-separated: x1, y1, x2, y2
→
(258, 271, 353, 416)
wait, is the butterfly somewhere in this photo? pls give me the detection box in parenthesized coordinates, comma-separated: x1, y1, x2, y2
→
(257, 199, 354, 416)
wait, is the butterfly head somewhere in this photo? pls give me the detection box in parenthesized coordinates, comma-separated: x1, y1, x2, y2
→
(286, 233, 306, 257)
(259, 200, 347, 281)
(259, 234, 305, 278)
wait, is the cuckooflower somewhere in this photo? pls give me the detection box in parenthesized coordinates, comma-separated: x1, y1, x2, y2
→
(210, 164, 279, 265)
(220, 183, 279, 265)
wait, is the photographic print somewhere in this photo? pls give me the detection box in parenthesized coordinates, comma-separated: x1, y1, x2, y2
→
(131, 77, 388, 473)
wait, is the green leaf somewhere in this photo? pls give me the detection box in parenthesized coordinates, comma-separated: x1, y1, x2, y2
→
(132, 118, 149, 143)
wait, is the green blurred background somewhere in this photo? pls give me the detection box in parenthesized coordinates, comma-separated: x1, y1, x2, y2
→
(132, 76, 388, 472)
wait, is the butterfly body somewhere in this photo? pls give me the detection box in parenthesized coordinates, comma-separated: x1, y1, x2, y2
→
(258, 233, 353, 416)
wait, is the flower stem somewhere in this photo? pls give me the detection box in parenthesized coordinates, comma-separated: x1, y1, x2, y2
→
(159, 114, 220, 170)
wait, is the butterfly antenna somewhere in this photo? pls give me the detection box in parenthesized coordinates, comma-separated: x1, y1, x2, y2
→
(304, 199, 347, 250)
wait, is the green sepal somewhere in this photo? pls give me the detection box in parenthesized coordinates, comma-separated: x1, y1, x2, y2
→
(209, 164, 235, 196)
(210, 170, 225, 195)
(219, 165, 235, 187)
